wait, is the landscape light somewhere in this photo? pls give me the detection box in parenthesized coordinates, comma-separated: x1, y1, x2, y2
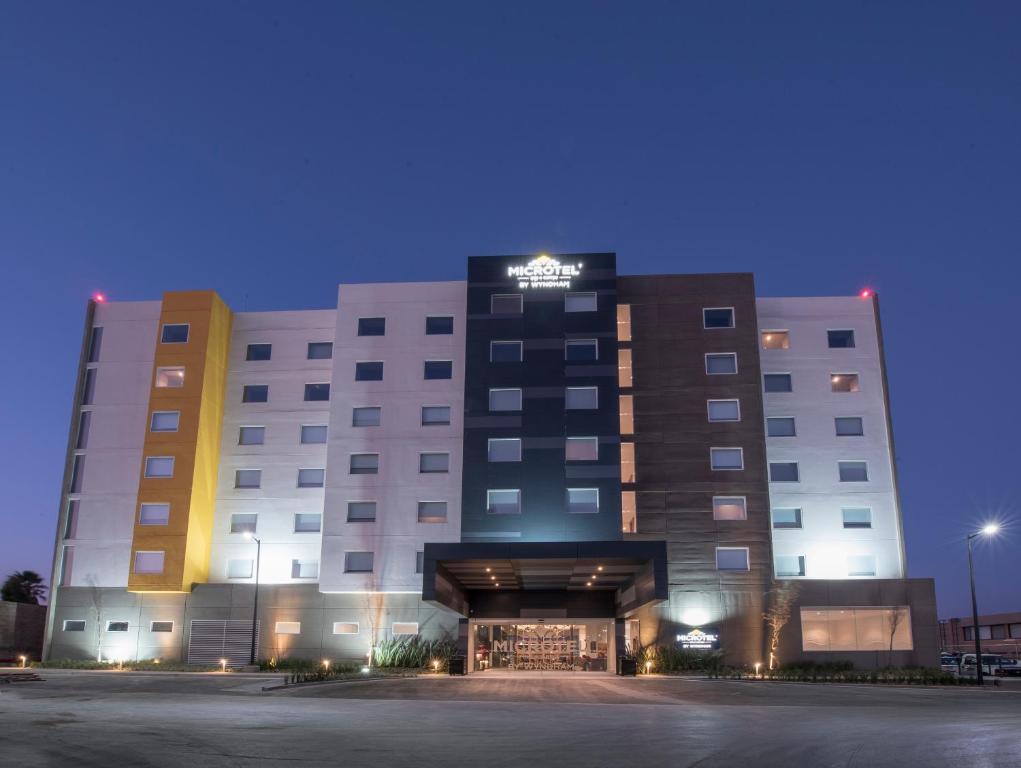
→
(19, 655, 27, 668)
(361, 666, 370, 674)
(220, 658, 228, 673)
(322, 659, 330, 670)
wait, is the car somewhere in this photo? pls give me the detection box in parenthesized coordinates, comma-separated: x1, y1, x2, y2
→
(940, 653, 961, 673)
(959, 653, 1021, 677)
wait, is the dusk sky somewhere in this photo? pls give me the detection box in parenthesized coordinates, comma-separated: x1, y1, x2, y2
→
(1, 2, 1017, 617)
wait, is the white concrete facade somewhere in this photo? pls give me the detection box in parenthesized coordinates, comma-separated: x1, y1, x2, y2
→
(756, 296, 905, 580)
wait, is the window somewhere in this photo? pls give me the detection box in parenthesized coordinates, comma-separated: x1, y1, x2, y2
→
(64, 500, 80, 538)
(772, 508, 803, 529)
(352, 407, 381, 427)
(291, 559, 319, 579)
(487, 489, 521, 515)
(230, 513, 257, 534)
(242, 384, 268, 403)
(139, 503, 170, 526)
(838, 461, 869, 482)
(424, 360, 453, 379)
(75, 410, 91, 449)
(161, 324, 189, 344)
(155, 366, 185, 388)
(831, 373, 860, 393)
(705, 353, 738, 375)
(150, 411, 180, 433)
(70, 454, 85, 492)
(565, 292, 597, 312)
(347, 502, 377, 522)
(426, 316, 454, 335)
(618, 348, 632, 387)
(703, 308, 735, 329)
(620, 442, 636, 483)
(801, 607, 912, 651)
(847, 555, 877, 577)
(333, 622, 359, 635)
(304, 383, 330, 401)
(87, 326, 103, 362)
(133, 551, 165, 574)
(565, 437, 598, 461)
(775, 555, 806, 578)
(565, 339, 598, 362)
(769, 462, 800, 482)
(307, 341, 333, 359)
(491, 294, 522, 314)
(392, 622, 419, 636)
(490, 340, 523, 362)
(350, 454, 379, 474)
(713, 496, 747, 521)
(842, 508, 872, 529)
(567, 488, 599, 514)
(716, 547, 750, 571)
(710, 448, 744, 470)
(106, 621, 129, 632)
(58, 546, 74, 586)
(63, 620, 86, 632)
(294, 513, 322, 532)
(419, 453, 450, 473)
(144, 456, 174, 478)
(422, 406, 451, 425)
(761, 331, 789, 350)
(617, 304, 632, 342)
(275, 621, 301, 634)
(238, 425, 265, 445)
(763, 373, 792, 393)
(246, 343, 272, 361)
(619, 394, 633, 434)
(828, 330, 856, 349)
(234, 469, 261, 489)
(488, 438, 521, 462)
(766, 417, 796, 437)
(150, 621, 174, 633)
(357, 317, 386, 336)
(835, 417, 864, 436)
(300, 424, 328, 444)
(355, 361, 384, 381)
(707, 400, 740, 422)
(416, 551, 425, 574)
(566, 386, 598, 410)
(345, 551, 374, 573)
(622, 490, 637, 532)
(297, 468, 325, 488)
(418, 501, 448, 523)
(227, 559, 254, 579)
(489, 388, 522, 411)
(82, 367, 97, 403)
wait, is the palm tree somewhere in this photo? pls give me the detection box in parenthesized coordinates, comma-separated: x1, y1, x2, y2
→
(1, 570, 48, 604)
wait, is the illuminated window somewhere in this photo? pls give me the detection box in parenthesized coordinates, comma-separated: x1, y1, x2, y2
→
(621, 490, 637, 533)
(291, 560, 319, 579)
(620, 442, 635, 483)
(617, 304, 632, 342)
(275, 621, 302, 634)
(228, 560, 253, 579)
(392, 622, 419, 636)
(761, 331, 789, 350)
(713, 497, 747, 521)
(161, 324, 189, 344)
(333, 622, 359, 635)
(775, 555, 806, 577)
(619, 394, 633, 433)
(155, 366, 185, 389)
(830, 373, 860, 393)
(801, 607, 910, 652)
(618, 348, 633, 387)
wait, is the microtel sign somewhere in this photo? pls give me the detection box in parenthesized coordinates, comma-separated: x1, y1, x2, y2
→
(492, 639, 578, 653)
(675, 628, 720, 651)
(508, 254, 583, 289)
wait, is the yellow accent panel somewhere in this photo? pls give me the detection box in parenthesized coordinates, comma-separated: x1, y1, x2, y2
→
(128, 291, 232, 592)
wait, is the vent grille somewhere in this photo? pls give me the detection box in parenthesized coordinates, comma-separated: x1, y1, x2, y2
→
(187, 619, 260, 667)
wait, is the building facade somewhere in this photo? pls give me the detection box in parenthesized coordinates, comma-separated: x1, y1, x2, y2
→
(44, 254, 938, 669)
(940, 612, 1021, 658)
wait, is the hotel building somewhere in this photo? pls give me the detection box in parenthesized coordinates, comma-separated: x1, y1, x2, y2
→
(43, 254, 938, 669)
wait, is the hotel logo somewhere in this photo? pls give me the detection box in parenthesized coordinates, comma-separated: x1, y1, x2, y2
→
(508, 254, 582, 289)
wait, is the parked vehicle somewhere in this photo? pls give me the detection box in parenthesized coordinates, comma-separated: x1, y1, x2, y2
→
(940, 653, 961, 673)
(959, 653, 1021, 677)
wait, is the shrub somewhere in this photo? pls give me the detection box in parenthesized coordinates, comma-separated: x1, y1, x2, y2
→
(626, 644, 725, 674)
(373, 636, 457, 671)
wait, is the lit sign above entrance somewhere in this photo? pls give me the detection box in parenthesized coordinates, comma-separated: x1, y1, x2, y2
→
(508, 254, 583, 289)
(676, 627, 720, 651)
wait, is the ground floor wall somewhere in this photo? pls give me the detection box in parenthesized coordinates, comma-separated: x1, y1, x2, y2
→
(1, 601, 47, 661)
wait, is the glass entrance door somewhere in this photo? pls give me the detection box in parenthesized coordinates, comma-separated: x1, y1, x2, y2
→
(473, 621, 610, 671)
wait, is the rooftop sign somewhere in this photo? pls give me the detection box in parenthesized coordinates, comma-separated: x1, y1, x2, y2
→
(508, 254, 582, 289)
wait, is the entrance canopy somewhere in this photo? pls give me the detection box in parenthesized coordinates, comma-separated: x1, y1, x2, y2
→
(422, 540, 668, 619)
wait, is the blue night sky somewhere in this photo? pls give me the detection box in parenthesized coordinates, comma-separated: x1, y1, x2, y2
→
(1, 2, 1018, 617)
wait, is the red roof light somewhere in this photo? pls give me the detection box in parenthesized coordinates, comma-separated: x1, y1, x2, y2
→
(93, 293, 107, 303)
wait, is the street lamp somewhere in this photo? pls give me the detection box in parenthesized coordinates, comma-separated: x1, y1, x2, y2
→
(243, 532, 262, 666)
(966, 524, 999, 685)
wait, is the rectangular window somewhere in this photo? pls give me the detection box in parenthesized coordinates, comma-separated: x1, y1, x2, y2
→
(491, 294, 522, 314)
(565, 292, 597, 312)
(230, 513, 257, 534)
(713, 496, 747, 521)
(703, 308, 735, 329)
(355, 361, 384, 381)
(490, 340, 523, 363)
(297, 468, 325, 488)
(766, 417, 796, 437)
(59, 545, 74, 586)
(238, 425, 265, 445)
(622, 490, 637, 533)
(707, 399, 740, 422)
(392, 622, 419, 636)
(333, 622, 359, 635)
(487, 489, 521, 515)
(618, 348, 632, 388)
(489, 388, 522, 411)
(828, 329, 856, 348)
(234, 469, 261, 489)
(275, 621, 301, 634)
(416, 551, 425, 574)
(227, 559, 254, 579)
(835, 417, 864, 436)
(82, 367, 97, 403)
(838, 461, 869, 482)
(424, 360, 453, 379)
(426, 316, 454, 335)
(488, 438, 521, 462)
(64, 499, 79, 538)
(155, 366, 185, 389)
(300, 424, 328, 444)
(565, 339, 599, 362)
(418, 501, 448, 523)
(847, 555, 877, 577)
(769, 462, 800, 482)
(761, 330, 789, 350)
(344, 551, 374, 573)
(565, 436, 599, 461)
(149, 411, 180, 433)
(565, 386, 598, 410)
(419, 452, 450, 473)
(619, 394, 634, 435)
(350, 454, 379, 474)
(70, 454, 85, 492)
(63, 620, 87, 632)
(294, 513, 322, 532)
(831, 373, 860, 393)
(87, 326, 103, 362)
(567, 488, 599, 514)
(346, 502, 376, 522)
(139, 503, 170, 526)
(307, 341, 333, 359)
(161, 323, 189, 344)
(246, 343, 272, 361)
(76, 410, 92, 448)
(763, 373, 792, 393)
(357, 317, 386, 336)
(620, 442, 636, 483)
(242, 384, 268, 403)
(422, 406, 451, 425)
(144, 456, 174, 478)
(710, 448, 744, 470)
(133, 551, 165, 574)
(352, 406, 381, 427)
(772, 508, 803, 529)
(775, 555, 806, 578)
(842, 508, 873, 528)
(705, 353, 738, 375)
(716, 547, 750, 571)
(150, 621, 174, 633)
(617, 304, 632, 342)
(304, 383, 330, 401)
(291, 560, 319, 579)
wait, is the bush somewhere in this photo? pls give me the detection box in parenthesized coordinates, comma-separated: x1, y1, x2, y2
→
(373, 636, 457, 671)
(33, 658, 220, 672)
(626, 644, 725, 674)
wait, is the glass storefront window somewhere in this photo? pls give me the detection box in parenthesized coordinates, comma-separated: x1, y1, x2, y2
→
(474, 622, 610, 672)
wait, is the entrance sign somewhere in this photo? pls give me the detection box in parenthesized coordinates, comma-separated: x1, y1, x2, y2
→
(508, 254, 582, 289)
(676, 627, 720, 650)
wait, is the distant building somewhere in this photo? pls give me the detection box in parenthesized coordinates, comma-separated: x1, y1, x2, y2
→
(0, 601, 47, 662)
(940, 612, 1021, 657)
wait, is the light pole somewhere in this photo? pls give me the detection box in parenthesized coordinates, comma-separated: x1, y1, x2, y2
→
(243, 532, 262, 666)
(966, 524, 999, 686)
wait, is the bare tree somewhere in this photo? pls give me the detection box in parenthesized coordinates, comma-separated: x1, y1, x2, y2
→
(885, 608, 906, 668)
(85, 576, 104, 662)
(763, 581, 800, 670)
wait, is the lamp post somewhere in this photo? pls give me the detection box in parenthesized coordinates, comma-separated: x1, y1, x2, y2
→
(966, 524, 999, 686)
(243, 532, 262, 666)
